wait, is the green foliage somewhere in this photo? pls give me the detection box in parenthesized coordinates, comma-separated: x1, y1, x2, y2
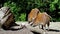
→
(1, 0, 60, 22)
(49, 4, 56, 12)
(49, 0, 58, 12)
(4, 1, 23, 21)
(19, 13, 26, 21)
(52, 0, 58, 4)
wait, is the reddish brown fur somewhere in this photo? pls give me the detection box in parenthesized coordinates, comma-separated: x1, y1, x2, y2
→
(32, 12, 51, 31)
(33, 12, 50, 25)
(28, 8, 40, 23)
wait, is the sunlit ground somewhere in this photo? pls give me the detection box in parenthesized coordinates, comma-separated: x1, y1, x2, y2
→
(16, 21, 60, 31)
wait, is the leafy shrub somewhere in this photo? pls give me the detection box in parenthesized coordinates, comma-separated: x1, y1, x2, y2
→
(4, 1, 24, 21)
(19, 13, 26, 21)
(2, 0, 60, 22)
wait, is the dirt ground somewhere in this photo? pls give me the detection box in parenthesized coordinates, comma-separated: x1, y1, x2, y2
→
(0, 22, 60, 34)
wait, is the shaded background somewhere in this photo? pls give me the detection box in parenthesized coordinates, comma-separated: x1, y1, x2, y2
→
(0, 0, 60, 22)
